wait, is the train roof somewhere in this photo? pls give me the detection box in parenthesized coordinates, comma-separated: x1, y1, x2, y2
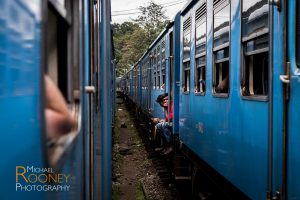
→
(181, 0, 200, 16)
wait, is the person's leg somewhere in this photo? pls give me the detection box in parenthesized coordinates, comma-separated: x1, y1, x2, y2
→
(155, 122, 165, 150)
(160, 122, 172, 144)
(158, 122, 173, 155)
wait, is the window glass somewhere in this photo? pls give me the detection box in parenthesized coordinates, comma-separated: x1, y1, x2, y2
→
(183, 17, 191, 61)
(156, 45, 160, 66)
(182, 17, 191, 94)
(57, 0, 65, 7)
(153, 49, 157, 68)
(157, 71, 160, 88)
(245, 35, 268, 53)
(196, 22, 206, 55)
(161, 40, 166, 86)
(242, 0, 269, 40)
(183, 32, 191, 61)
(153, 71, 156, 89)
(213, 0, 230, 48)
(161, 41, 166, 60)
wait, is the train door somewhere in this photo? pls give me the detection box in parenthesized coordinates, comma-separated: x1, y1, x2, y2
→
(285, 1, 300, 199)
(270, 1, 300, 199)
(148, 53, 153, 113)
(81, 0, 94, 199)
(168, 31, 173, 123)
(89, 1, 101, 199)
(147, 56, 151, 112)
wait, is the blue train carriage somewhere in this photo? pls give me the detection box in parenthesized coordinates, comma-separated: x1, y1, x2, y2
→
(139, 52, 150, 113)
(146, 15, 181, 120)
(0, 0, 113, 199)
(177, 0, 300, 199)
(132, 15, 182, 144)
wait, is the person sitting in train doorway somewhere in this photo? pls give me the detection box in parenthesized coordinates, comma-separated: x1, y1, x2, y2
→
(44, 75, 75, 138)
(151, 93, 174, 155)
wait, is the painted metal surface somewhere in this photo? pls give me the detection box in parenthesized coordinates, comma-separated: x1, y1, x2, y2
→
(287, 0, 300, 199)
(172, 13, 181, 135)
(271, 1, 284, 198)
(82, 0, 91, 199)
(100, 0, 112, 199)
(179, 1, 268, 199)
(0, 0, 46, 199)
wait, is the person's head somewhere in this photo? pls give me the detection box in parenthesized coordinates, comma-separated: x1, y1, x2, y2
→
(156, 93, 168, 107)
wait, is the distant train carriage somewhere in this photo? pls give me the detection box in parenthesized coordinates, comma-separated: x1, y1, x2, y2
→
(0, 0, 113, 199)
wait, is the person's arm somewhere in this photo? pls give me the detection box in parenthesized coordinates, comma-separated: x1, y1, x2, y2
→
(44, 75, 74, 138)
(215, 76, 229, 93)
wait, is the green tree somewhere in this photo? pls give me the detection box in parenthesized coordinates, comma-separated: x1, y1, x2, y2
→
(134, 0, 170, 43)
(113, 1, 169, 77)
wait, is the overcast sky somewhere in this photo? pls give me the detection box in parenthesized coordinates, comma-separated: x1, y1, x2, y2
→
(111, 0, 188, 24)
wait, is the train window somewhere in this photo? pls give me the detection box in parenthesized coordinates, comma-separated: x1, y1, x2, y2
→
(153, 50, 157, 89)
(157, 45, 161, 89)
(183, 61, 191, 93)
(214, 48, 229, 93)
(46, 0, 82, 166)
(154, 71, 157, 89)
(195, 56, 206, 93)
(161, 40, 166, 88)
(154, 49, 157, 67)
(213, 0, 230, 96)
(242, 0, 268, 41)
(194, 3, 206, 95)
(162, 68, 165, 87)
(241, 0, 269, 98)
(182, 17, 191, 94)
(297, 0, 300, 67)
(47, 8, 69, 99)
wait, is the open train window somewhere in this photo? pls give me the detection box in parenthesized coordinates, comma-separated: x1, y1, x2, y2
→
(47, 6, 69, 100)
(195, 56, 206, 93)
(182, 16, 191, 94)
(297, 0, 300, 67)
(241, 0, 269, 99)
(213, 0, 230, 96)
(194, 3, 206, 95)
(46, 0, 81, 167)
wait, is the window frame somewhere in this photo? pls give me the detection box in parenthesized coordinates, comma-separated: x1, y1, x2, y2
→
(240, 0, 269, 101)
(182, 14, 192, 95)
(156, 45, 161, 89)
(194, 2, 207, 96)
(212, 0, 231, 98)
(161, 39, 166, 89)
(152, 49, 157, 90)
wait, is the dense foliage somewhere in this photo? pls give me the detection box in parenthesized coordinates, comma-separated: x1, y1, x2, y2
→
(113, 1, 170, 77)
